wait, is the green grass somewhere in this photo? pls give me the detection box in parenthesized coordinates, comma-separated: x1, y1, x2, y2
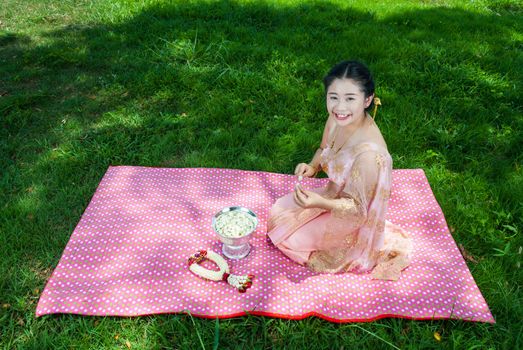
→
(1, 0, 522, 348)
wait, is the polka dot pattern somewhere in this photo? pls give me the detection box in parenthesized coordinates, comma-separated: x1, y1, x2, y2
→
(36, 166, 495, 323)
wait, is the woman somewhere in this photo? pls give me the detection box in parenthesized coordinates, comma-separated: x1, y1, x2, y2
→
(267, 60, 412, 280)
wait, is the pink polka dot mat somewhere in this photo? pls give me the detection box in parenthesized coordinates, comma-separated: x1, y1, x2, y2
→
(36, 166, 494, 323)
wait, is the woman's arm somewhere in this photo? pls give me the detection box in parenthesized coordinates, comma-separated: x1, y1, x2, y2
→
(294, 185, 353, 211)
(308, 117, 335, 172)
(308, 147, 324, 173)
(317, 197, 346, 211)
(300, 151, 382, 213)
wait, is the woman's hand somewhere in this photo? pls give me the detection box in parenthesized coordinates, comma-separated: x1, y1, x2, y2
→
(294, 163, 317, 177)
(293, 185, 327, 209)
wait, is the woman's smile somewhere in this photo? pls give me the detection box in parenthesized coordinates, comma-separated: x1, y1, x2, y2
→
(334, 113, 351, 121)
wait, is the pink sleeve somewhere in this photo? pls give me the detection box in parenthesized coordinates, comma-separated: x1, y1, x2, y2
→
(335, 151, 390, 221)
(341, 151, 391, 252)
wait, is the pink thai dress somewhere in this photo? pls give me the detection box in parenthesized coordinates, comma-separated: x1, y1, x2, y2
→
(267, 142, 413, 280)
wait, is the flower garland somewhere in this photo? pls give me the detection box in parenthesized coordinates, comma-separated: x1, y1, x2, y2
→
(188, 250, 254, 293)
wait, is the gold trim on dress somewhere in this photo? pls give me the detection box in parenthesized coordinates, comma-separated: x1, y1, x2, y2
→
(351, 168, 361, 182)
(308, 249, 346, 273)
(331, 198, 357, 218)
(344, 233, 358, 248)
(375, 154, 385, 169)
(380, 189, 390, 201)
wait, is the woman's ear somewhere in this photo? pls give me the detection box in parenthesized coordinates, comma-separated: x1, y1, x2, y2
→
(365, 94, 375, 108)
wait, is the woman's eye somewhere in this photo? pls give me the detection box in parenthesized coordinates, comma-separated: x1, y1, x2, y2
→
(346, 98, 354, 102)
(329, 96, 338, 101)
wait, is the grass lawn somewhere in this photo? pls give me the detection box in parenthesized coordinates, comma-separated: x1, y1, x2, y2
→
(1, 0, 522, 348)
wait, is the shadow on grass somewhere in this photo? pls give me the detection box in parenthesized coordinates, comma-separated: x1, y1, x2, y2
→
(1, 0, 522, 347)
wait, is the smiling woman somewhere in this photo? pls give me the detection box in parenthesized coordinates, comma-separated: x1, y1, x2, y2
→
(267, 60, 412, 280)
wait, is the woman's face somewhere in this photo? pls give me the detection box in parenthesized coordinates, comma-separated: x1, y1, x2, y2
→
(326, 78, 373, 128)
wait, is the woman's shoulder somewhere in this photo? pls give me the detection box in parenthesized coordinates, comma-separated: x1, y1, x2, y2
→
(350, 144, 390, 164)
(349, 138, 391, 171)
(353, 119, 388, 153)
(349, 136, 389, 157)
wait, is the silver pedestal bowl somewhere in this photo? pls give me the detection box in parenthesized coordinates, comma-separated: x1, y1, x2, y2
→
(212, 206, 258, 259)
